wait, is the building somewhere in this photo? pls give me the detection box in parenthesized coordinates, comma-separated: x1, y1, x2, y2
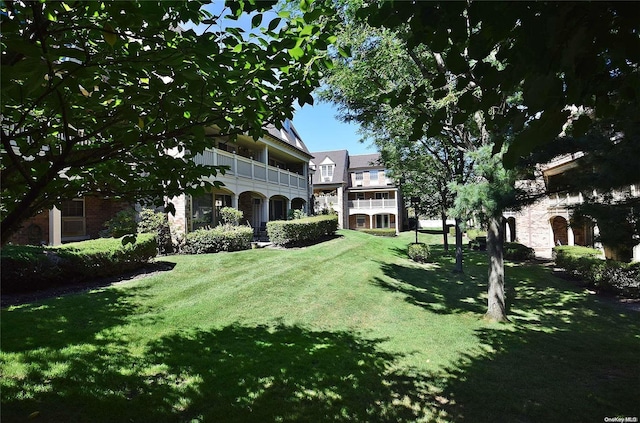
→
(509, 153, 640, 261)
(311, 151, 404, 233)
(167, 119, 313, 239)
(8, 120, 313, 246)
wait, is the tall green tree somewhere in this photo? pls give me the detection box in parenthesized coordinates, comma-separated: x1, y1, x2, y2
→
(358, 1, 640, 167)
(1, 0, 336, 244)
(323, 1, 538, 320)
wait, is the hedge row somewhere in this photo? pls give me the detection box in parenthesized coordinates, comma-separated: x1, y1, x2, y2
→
(267, 215, 338, 247)
(553, 245, 640, 298)
(1, 234, 157, 294)
(359, 228, 397, 237)
(504, 242, 535, 261)
(182, 225, 253, 254)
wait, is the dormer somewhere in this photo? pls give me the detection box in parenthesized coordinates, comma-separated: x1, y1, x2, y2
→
(319, 157, 335, 182)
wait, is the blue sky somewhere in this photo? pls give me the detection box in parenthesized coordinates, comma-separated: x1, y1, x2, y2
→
(181, 2, 376, 156)
(293, 100, 374, 155)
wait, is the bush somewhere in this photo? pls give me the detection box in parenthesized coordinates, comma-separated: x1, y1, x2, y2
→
(408, 243, 431, 263)
(267, 215, 338, 247)
(1, 234, 157, 294)
(182, 226, 253, 254)
(504, 242, 535, 261)
(137, 208, 173, 254)
(100, 208, 137, 237)
(287, 209, 307, 220)
(359, 228, 397, 237)
(219, 207, 243, 226)
(553, 245, 639, 298)
(466, 229, 487, 241)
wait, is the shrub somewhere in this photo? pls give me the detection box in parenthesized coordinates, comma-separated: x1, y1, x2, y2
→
(267, 215, 338, 247)
(182, 226, 253, 254)
(408, 242, 431, 263)
(359, 228, 397, 237)
(1, 234, 157, 294)
(137, 208, 173, 254)
(504, 242, 535, 261)
(219, 207, 244, 226)
(287, 209, 307, 220)
(552, 245, 639, 298)
(100, 208, 137, 237)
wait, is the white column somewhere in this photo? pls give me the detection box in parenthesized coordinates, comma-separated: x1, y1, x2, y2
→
(337, 187, 345, 229)
(49, 207, 61, 246)
(370, 215, 374, 229)
(264, 145, 269, 165)
(568, 225, 575, 246)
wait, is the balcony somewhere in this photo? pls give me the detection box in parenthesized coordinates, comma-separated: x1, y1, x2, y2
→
(194, 149, 307, 190)
(348, 199, 398, 210)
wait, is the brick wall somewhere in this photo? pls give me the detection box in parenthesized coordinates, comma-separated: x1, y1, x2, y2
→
(7, 210, 50, 245)
(7, 196, 131, 246)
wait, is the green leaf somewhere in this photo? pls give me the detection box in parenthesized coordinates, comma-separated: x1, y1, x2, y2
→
(267, 17, 281, 32)
(251, 14, 262, 29)
(288, 46, 304, 59)
(103, 23, 117, 47)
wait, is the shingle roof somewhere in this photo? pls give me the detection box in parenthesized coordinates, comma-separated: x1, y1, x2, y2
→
(264, 119, 311, 155)
(348, 153, 382, 169)
(310, 150, 349, 185)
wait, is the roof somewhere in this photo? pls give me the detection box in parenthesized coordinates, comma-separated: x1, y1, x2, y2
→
(310, 150, 349, 185)
(348, 153, 382, 169)
(264, 119, 311, 156)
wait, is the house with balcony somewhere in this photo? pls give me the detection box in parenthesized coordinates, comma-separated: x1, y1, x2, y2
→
(508, 153, 640, 261)
(8, 119, 313, 246)
(168, 119, 313, 239)
(311, 150, 404, 233)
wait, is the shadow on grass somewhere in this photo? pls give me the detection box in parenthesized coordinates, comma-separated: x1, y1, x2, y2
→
(375, 244, 640, 421)
(1, 322, 449, 422)
(3, 248, 638, 422)
(377, 245, 490, 315)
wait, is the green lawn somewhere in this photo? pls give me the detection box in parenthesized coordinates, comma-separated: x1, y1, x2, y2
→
(1, 230, 638, 422)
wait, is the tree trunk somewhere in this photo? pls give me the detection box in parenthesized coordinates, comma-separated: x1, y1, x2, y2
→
(441, 211, 449, 251)
(453, 217, 464, 273)
(485, 214, 509, 322)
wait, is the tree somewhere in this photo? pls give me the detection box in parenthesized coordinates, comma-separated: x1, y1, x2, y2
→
(318, 13, 477, 272)
(1, 0, 337, 244)
(358, 1, 640, 167)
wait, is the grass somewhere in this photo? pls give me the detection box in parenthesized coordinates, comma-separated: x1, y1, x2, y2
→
(1, 230, 638, 422)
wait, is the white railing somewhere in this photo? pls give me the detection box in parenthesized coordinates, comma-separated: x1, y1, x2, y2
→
(316, 195, 338, 207)
(548, 192, 583, 209)
(348, 199, 397, 209)
(194, 149, 306, 190)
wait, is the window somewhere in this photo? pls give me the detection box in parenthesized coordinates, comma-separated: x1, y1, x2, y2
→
(376, 214, 390, 228)
(370, 170, 378, 183)
(61, 199, 85, 238)
(321, 165, 334, 181)
(356, 192, 365, 200)
(191, 194, 214, 231)
(356, 216, 366, 228)
(355, 172, 363, 181)
(375, 192, 389, 200)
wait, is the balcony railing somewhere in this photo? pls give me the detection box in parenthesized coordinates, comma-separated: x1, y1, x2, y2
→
(194, 149, 307, 190)
(348, 199, 397, 209)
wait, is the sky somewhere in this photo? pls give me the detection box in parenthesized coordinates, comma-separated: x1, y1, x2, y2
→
(292, 100, 375, 155)
(181, 2, 377, 157)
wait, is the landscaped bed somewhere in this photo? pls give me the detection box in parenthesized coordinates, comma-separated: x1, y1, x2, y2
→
(1, 230, 637, 422)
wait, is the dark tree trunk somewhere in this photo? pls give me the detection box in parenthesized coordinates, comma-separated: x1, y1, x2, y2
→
(453, 217, 464, 273)
(486, 214, 509, 322)
(441, 211, 449, 251)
